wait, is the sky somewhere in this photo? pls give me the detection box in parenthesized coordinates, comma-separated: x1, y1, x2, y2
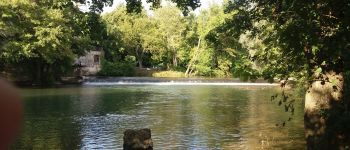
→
(102, 0, 224, 15)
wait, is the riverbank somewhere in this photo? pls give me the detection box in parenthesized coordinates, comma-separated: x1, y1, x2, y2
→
(134, 68, 186, 78)
(82, 76, 278, 86)
(3, 67, 279, 87)
(14, 76, 279, 88)
(134, 68, 232, 78)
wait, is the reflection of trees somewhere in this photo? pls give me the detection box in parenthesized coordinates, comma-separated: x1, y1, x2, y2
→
(15, 87, 154, 149)
(145, 86, 249, 149)
(76, 86, 153, 149)
(15, 86, 306, 149)
(235, 88, 305, 150)
(147, 86, 305, 149)
(188, 86, 249, 149)
(13, 117, 82, 149)
(144, 87, 196, 149)
(13, 88, 83, 149)
(97, 87, 153, 114)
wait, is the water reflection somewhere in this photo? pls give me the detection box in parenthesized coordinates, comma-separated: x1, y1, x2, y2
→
(14, 86, 305, 149)
(15, 89, 82, 149)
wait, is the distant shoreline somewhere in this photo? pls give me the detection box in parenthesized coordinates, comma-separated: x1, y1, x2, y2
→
(14, 76, 279, 89)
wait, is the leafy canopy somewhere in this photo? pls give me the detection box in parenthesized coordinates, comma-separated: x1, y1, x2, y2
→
(126, 0, 200, 15)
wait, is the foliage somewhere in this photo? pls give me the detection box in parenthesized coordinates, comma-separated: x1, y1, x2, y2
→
(0, 0, 116, 85)
(98, 60, 135, 76)
(0, 0, 75, 84)
(218, 0, 350, 148)
(221, 0, 350, 82)
(102, 4, 197, 70)
(126, 0, 200, 15)
(152, 71, 185, 78)
(102, 1, 242, 78)
(73, 0, 113, 13)
(152, 5, 188, 68)
(188, 3, 235, 77)
(102, 6, 156, 68)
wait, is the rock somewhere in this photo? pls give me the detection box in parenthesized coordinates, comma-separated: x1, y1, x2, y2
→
(123, 128, 153, 150)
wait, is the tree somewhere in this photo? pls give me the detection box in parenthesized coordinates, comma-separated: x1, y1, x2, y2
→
(72, 0, 113, 13)
(192, 3, 235, 77)
(221, 0, 350, 148)
(0, 0, 75, 84)
(126, 0, 200, 15)
(0, 0, 113, 84)
(153, 5, 188, 68)
(103, 6, 156, 68)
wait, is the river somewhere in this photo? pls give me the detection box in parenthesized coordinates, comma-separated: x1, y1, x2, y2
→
(13, 78, 306, 149)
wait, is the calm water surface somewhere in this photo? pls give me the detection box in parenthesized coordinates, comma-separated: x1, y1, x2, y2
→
(14, 85, 306, 149)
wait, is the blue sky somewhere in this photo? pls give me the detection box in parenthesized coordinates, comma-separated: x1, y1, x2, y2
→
(102, 0, 223, 15)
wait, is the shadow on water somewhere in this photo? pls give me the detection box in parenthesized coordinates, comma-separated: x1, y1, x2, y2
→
(14, 85, 306, 149)
(14, 87, 153, 149)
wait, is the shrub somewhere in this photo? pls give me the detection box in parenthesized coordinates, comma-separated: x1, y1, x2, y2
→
(194, 65, 212, 76)
(98, 61, 135, 76)
(152, 71, 185, 77)
(212, 69, 230, 78)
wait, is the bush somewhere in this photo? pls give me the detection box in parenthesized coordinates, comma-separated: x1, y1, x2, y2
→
(98, 61, 135, 76)
(212, 69, 230, 78)
(194, 65, 212, 76)
(152, 71, 185, 77)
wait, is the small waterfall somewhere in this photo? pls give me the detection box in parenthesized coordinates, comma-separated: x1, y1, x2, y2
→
(83, 77, 278, 86)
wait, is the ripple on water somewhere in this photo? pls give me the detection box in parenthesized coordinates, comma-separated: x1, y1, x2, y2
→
(74, 114, 149, 149)
(17, 85, 305, 149)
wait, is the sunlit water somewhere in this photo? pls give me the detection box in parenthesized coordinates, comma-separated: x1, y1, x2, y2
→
(14, 83, 306, 149)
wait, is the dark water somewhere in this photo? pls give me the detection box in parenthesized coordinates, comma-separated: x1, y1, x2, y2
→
(14, 85, 306, 149)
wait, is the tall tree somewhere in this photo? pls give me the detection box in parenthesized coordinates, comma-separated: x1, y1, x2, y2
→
(73, 0, 113, 13)
(192, 3, 235, 77)
(126, 0, 200, 15)
(0, 0, 113, 84)
(0, 0, 75, 84)
(153, 5, 187, 68)
(103, 6, 156, 68)
(221, 0, 350, 148)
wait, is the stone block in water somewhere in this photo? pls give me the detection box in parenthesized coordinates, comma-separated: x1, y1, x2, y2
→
(123, 128, 153, 150)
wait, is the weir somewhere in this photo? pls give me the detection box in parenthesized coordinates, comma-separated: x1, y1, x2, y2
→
(83, 77, 278, 86)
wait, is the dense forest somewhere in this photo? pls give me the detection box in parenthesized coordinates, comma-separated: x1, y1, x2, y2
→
(0, 0, 260, 84)
(100, 3, 245, 78)
(1, 0, 350, 149)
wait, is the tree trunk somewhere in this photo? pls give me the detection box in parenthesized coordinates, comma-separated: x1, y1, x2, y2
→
(211, 49, 218, 69)
(138, 59, 143, 69)
(172, 48, 177, 67)
(135, 46, 143, 68)
(185, 65, 191, 76)
(304, 71, 350, 149)
(185, 38, 201, 76)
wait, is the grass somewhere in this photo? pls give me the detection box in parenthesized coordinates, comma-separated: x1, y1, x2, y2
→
(134, 68, 159, 77)
(134, 68, 185, 78)
(152, 71, 185, 78)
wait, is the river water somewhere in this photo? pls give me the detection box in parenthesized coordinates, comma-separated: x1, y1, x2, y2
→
(14, 78, 306, 149)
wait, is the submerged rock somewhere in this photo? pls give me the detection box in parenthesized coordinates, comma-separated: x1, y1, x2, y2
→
(123, 128, 153, 150)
